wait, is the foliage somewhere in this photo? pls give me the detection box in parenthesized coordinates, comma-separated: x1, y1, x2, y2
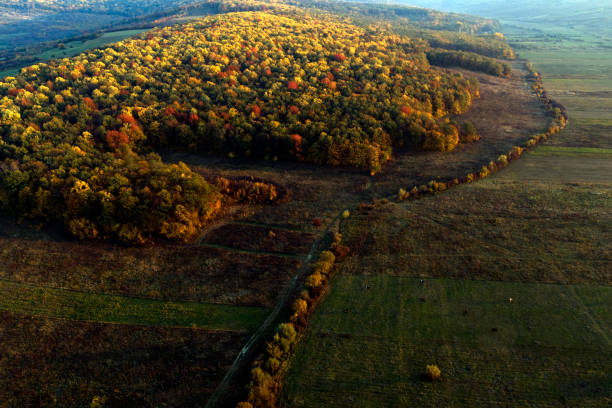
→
(459, 120, 480, 143)
(426, 49, 511, 77)
(423, 30, 515, 59)
(396, 62, 568, 202)
(239, 240, 341, 408)
(425, 364, 442, 381)
(0, 7, 491, 242)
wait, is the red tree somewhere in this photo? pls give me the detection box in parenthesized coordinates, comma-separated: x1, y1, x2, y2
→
(106, 130, 129, 149)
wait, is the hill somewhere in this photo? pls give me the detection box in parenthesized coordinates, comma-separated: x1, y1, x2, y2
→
(0, 3, 514, 243)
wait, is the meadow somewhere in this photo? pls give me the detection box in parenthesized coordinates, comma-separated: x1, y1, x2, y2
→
(284, 276, 611, 407)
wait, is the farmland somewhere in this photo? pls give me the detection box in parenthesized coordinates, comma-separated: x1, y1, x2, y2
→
(284, 276, 611, 407)
(0, 311, 248, 407)
(283, 146, 612, 407)
(282, 4, 612, 406)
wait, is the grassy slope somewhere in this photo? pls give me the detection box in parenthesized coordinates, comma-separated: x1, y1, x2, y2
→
(0, 29, 147, 78)
(0, 279, 268, 331)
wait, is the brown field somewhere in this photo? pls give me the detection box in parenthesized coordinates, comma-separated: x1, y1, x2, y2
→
(0, 233, 301, 307)
(0, 311, 246, 408)
(202, 223, 317, 255)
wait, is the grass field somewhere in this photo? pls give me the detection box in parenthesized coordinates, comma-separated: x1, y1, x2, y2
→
(0, 279, 268, 331)
(488, 146, 612, 183)
(284, 276, 611, 408)
(503, 22, 612, 150)
(282, 146, 612, 406)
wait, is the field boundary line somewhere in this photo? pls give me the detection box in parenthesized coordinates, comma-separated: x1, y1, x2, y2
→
(198, 242, 304, 259)
(204, 208, 346, 408)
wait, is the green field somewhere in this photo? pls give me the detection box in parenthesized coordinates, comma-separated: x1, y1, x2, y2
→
(0, 279, 268, 331)
(282, 145, 612, 406)
(486, 147, 612, 183)
(284, 276, 612, 408)
(502, 21, 612, 149)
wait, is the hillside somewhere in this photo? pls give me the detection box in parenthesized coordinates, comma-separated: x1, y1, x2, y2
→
(0, 4, 514, 244)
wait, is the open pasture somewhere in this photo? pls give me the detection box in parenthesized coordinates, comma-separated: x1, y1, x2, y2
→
(284, 275, 612, 408)
(0, 280, 267, 331)
(337, 148, 612, 284)
(283, 141, 612, 407)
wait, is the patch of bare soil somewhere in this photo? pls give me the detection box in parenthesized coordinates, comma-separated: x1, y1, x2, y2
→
(203, 223, 317, 255)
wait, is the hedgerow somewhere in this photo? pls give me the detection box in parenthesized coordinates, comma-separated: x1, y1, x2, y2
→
(397, 62, 568, 202)
(238, 234, 346, 407)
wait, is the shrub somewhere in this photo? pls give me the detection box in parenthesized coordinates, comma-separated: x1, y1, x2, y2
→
(305, 271, 323, 289)
(265, 357, 281, 374)
(332, 244, 350, 260)
(460, 121, 480, 143)
(90, 396, 106, 408)
(496, 154, 508, 167)
(316, 251, 336, 274)
(425, 364, 442, 381)
(292, 298, 308, 316)
(423, 128, 459, 152)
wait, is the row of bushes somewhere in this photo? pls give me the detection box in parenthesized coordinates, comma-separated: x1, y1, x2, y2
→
(237, 233, 348, 408)
(209, 175, 289, 206)
(398, 62, 568, 202)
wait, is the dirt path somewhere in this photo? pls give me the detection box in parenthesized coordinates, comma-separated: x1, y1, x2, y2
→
(194, 205, 248, 245)
(204, 208, 345, 408)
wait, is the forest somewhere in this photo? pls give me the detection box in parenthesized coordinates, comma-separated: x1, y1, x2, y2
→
(0, 1, 516, 244)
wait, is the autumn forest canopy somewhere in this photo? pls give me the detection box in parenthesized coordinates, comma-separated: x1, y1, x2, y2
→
(0, 0, 516, 244)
